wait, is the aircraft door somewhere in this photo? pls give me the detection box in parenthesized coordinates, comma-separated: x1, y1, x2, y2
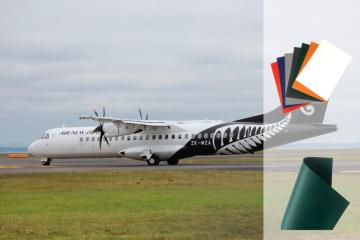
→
(78, 136, 85, 147)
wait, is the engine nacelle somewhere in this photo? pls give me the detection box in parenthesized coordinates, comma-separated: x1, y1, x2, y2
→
(103, 122, 142, 137)
(118, 145, 184, 161)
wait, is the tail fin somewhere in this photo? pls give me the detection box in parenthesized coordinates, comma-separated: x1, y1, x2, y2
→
(290, 103, 328, 124)
(235, 102, 328, 124)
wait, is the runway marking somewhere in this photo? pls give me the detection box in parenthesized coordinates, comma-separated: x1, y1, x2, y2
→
(340, 171, 360, 174)
(35, 166, 58, 168)
(0, 165, 23, 169)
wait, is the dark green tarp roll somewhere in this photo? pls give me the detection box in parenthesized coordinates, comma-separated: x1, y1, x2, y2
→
(281, 157, 349, 230)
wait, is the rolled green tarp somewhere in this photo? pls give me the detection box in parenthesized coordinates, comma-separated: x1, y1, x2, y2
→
(281, 157, 349, 230)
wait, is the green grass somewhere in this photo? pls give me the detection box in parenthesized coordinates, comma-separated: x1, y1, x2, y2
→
(0, 170, 262, 240)
(182, 156, 262, 164)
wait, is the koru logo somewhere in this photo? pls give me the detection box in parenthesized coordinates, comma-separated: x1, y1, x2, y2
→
(300, 105, 315, 116)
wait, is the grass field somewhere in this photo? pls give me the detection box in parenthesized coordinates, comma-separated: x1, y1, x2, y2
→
(0, 170, 262, 240)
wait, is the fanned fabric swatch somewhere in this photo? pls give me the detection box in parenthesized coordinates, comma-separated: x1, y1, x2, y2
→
(271, 39, 351, 113)
(284, 53, 293, 92)
(286, 43, 321, 102)
(271, 62, 305, 113)
(281, 157, 349, 230)
(293, 39, 352, 101)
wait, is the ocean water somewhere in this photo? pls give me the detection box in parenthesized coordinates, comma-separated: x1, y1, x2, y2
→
(0, 147, 28, 153)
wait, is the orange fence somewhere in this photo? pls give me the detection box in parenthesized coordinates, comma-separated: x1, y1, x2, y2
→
(7, 153, 29, 158)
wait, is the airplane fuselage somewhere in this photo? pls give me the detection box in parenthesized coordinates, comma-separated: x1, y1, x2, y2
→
(28, 120, 224, 161)
(28, 105, 337, 166)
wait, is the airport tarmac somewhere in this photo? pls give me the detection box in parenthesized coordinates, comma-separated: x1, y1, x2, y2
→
(1, 152, 360, 174)
(0, 156, 263, 173)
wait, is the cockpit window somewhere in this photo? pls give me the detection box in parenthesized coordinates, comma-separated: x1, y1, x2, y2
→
(40, 133, 50, 139)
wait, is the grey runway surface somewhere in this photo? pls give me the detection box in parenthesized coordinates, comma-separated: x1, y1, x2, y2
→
(0, 157, 263, 174)
(265, 160, 360, 173)
(1, 150, 360, 174)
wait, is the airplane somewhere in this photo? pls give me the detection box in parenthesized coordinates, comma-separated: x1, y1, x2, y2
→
(27, 103, 336, 166)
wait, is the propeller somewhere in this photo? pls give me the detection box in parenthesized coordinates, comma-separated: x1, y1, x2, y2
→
(138, 108, 149, 120)
(92, 106, 109, 150)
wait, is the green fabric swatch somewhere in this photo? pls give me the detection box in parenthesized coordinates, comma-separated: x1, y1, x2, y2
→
(281, 157, 349, 230)
(286, 43, 321, 102)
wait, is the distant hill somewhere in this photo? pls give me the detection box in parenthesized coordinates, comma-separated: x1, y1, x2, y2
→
(0, 146, 28, 153)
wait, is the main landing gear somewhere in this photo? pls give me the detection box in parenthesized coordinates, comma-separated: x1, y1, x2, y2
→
(166, 159, 179, 165)
(41, 158, 52, 166)
(145, 155, 179, 166)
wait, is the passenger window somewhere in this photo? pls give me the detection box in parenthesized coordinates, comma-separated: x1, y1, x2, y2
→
(86, 137, 89, 142)
(97, 137, 100, 142)
(121, 136, 124, 141)
(178, 134, 182, 139)
(91, 137, 95, 142)
(159, 135, 162, 140)
(152, 135, 156, 140)
(139, 135, 143, 140)
(146, 135, 150, 140)
(172, 134, 175, 139)
(223, 132, 228, 138)
(127, 136, 131, 141)
(165, 135, 169, 140)
(191, 134, 195, 139)
(185, 133, 188, 139)
(115, 137, 118, 141)
(80, 137, 83, 142)
(197, 133, 202, 139)
(210, 133, 214, 138)
(133, 135, 137, 140)
(204, 133, 208, 139)
(216, 132, 221, 138)
(109, 137, 112, 141)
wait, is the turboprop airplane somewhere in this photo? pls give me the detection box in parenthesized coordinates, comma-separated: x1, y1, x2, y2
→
(28, 103, 336, 166)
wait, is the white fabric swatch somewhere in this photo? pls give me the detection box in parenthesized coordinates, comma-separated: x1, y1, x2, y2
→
(295, 39, 352, 101)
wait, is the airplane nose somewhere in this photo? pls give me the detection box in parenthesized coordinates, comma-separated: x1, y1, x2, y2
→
(28, 142, 35, 154)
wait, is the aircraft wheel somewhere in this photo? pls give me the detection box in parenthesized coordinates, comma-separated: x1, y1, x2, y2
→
(166, 159, 179, 165)
(147, 156, 160, 166)
(42, 158, 51, 166)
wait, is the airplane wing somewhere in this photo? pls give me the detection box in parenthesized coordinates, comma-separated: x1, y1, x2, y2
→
(79, 116, 186, 132)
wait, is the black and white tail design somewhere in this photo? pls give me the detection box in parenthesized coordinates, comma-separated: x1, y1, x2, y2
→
(213, 114, 291, 154)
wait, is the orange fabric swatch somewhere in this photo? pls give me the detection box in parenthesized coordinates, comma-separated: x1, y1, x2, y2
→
(293, 81, 326, 102)
(299, 42, 319, 74)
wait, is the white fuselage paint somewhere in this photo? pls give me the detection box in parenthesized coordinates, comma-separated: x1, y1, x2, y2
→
(28, 120, 224, 161)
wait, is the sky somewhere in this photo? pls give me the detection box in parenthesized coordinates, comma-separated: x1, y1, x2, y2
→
(0, 0, 263, 146)
(2, 1, 358, 148)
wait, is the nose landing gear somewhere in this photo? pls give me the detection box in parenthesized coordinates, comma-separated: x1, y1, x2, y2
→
(146, 156, 160, 166)
(41, 158, 52, 166)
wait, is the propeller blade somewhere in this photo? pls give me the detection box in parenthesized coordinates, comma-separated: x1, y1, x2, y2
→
(99, 131, 104, 149)
(138, 108, 143, 120)
(104, 136, 110, 146)
(93, 109, 99, 117)
(145, 113, 148, 120)
(102, 106, 105, 117)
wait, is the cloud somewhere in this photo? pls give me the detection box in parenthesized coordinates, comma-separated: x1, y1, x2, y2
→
(0, 0, 263, 146)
